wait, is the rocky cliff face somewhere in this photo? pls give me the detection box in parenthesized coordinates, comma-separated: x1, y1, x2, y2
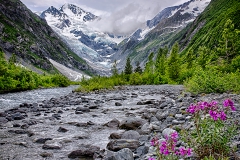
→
(0, 0, 93, 74)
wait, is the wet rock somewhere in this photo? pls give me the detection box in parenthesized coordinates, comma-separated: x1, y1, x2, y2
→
(75, 111, 83, 114)
(0, 112, 8, 117)
(22, 119, 38, 126)
(68, 144, 100, 158)
(57, 127, 68, 132)
(34, 138, 53, 144)
(51, 113, 61, 120)
(107, 139, 140, 151)
(11, 113, 25, 120)
(14, 142, 28, 147)
(40, 152, 53, 158)
(104, 118, 120, 128)
(76, 106, 90, 112)
(105, 148, 134, 160)
(121, 130, 140, 140)
(0, 117, 8, 124)
(119, 117, 147, 130)
(109, 132, 122, 139)
(42, 140, 62, 150)
(13, 123, 21, 127)
(20, 124, 29, 129)
(8, 130, 29, 134)
(89, 104, 99, 109)
(115, 102, 122, 106)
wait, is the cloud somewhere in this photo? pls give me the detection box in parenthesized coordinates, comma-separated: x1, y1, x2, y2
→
(88, 0, 173, 35)
(21, 0, 190, 35)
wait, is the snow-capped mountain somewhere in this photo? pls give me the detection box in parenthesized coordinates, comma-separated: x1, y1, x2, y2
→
(111, 0, 211, 70)
(40, 4, 124, 75)
(129, 0, 211, 41)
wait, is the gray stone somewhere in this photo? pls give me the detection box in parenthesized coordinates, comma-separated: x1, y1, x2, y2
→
(34, 138, 52, 144)
(136, 146, 149, 157)
(172, 120, 185, 125)
(0, 117, 8, 124)
(57, 127, 68, 132)
(11, 113, 25, 120)
(175, 114, 185, 120)
(68, 144, 100, 158)
(156, 110, 169, 121)
(115, 102, 122, 106)
(140, 123, 152, 134)
(42, 140, 62, 150)
(107, 139, 140, 151)
(104, 118, 120, 128)
(159, 102, 168, 109)
(109, 132, 122, 139)
(121, 130, 140, 140)
(162, 128, 176, 138)
(76, 106, 90, 112)
(150, 116, 158, 123)
(119, 117, 147, 130)
(105, 148, 134, 160)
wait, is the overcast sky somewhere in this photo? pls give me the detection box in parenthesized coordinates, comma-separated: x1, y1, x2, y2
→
(21, 0, 190, 35)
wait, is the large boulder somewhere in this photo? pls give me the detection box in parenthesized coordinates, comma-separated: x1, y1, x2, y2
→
(121, 130, 140, 140)
(68, 144, 100, 158)
(119, 117, 147, 130)
(105, 148, 134, 160)
(107, 139, 140, 151)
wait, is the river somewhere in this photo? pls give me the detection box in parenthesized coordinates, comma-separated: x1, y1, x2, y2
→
(0, 85, 79, 112)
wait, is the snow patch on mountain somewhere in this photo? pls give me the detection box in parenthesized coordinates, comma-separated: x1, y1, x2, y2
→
(181, 0, 211, 16)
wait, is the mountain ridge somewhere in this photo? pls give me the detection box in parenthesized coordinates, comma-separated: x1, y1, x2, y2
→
(0, 0, 93, 76)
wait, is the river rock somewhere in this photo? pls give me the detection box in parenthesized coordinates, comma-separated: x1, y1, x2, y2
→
(121, 130, 140, 140)
(76, 106, 90, 112)
(115, 102, 122, 106)
(11, 113, 25, 120)
(57, 127, 68, 132)
(42, 140, 62, 150)
(104, 118, 120, 128)
(105, 148, 134, 160)
(162, 128, 176, 138)
(68, 144, 100, 158)
(136, 146, 149, 157)
(156, 110, 169, 121)
(107, 139, 140, 151)
(34, 138, 53, 144)
(109, 132, 122, 139)
(0, 117, 8, 124)
(119, 117, 147, 130)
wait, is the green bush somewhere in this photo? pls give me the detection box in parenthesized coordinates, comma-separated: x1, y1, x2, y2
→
(184, 67, 240, 94)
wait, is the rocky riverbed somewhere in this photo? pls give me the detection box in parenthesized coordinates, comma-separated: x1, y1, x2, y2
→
(0, 85, 239, 160)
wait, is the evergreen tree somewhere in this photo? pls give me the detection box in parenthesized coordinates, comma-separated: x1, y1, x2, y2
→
(144, 52, 154, 74)
(111, 60, 118, 76)
(217, 19, 240, 62)
(185, 48, 195, 69)
(134, 61, 142, 74)
(197, 46, 210, 69)
(155, 47, 168, 75)
(124, 57, 132, 75)
(167, 43, 181, 81)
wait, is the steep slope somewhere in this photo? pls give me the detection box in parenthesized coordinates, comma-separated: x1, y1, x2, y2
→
(175, 0, 240, 53)
(112, 0, 210, 69)
(41, 4, 124, 75)
(0, 0, 93, 75)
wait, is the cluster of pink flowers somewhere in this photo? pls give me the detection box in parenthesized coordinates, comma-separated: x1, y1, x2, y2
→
(187, 99, 236, 121)
(149, 131, 192, 160)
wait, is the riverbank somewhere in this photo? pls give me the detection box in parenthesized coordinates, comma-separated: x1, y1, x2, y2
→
(0, 85, 239, 159)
